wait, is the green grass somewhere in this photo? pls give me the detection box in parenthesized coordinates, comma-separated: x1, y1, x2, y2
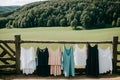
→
(0, 27, 120, 66)
(0, 27, 120, 50)
(0, 27, 120, 40)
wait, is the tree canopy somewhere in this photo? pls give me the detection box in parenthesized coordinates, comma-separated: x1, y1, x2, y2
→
(0, 0, 120, 29)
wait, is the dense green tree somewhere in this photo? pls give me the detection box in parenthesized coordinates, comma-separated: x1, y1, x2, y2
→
(34, 18, 38, 27)
(47, 19, 53, 27)
(116, 18, 120, 27)
(113, 12, 118, 21)
(112, 20, 116, 27)
(74, 11, 81, 25)
(80, 11, 92, 29)
(60, 18, 67, 26)
(37, 18, 43, 27)
(0, 0, 120, 29)
(71, 18, 78, 30)
(66, 12, 74, 26)
(6, 20, 13, 29)
(0, 18, 9, 28)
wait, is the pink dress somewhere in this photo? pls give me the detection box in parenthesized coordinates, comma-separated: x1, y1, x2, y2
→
(48, 48, 62, 76)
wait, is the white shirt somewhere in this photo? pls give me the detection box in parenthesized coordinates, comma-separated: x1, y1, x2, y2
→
(20, 47, 36, 75)
(74, 44, 87, 67)
(98, 47, 113, 74)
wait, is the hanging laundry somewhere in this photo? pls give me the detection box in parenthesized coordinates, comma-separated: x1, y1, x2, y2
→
(36, 47, 50, 76)
(74, 44, 87, 67)
(86, 44, 99, 76)
(98, 47, 113, 74)
(62, 45, 75, 77)
(48, 48, 62, 76)
(20, 47, 36, 75)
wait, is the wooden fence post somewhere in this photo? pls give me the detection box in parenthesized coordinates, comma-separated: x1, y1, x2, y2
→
(15, 35, 21, 74)
(112, 36, 118, 74)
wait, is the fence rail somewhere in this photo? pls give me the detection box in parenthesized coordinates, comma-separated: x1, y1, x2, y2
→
(0, 40, 114, 44)
(118, 42, 120, 44)
(0, 40, 15, 43)
(21, 40, 113, 44)
(0, 35, 120, 74)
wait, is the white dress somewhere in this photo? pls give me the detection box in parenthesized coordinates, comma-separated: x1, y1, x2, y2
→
(20, 47, 36, 75)
(98, 47, 113, 74)
(74, 44, 87, 67)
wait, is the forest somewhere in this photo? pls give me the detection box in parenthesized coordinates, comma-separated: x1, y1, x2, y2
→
(0, 0, 120, 29)
(0, 6, 20, 12)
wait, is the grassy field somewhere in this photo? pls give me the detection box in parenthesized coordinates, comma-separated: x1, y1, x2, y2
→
(0, 27, 120, 80)
(0, 27, 120, 66)
(0, 27, 120, 49)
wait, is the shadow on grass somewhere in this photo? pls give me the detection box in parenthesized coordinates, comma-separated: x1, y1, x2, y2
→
(74, 24, 120, 31)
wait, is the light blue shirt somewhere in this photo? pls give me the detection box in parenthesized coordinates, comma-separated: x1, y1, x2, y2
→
(62, 45, 75, 77)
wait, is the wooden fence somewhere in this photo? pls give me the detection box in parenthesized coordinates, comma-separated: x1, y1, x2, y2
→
(0, 35, 120, 74)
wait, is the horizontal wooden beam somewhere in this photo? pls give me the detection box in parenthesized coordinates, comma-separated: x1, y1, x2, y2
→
(0, 39, 120, 44)
(117, 51, 120, 55)
(118, 42, 120, 44)
(116, 66, 120, 69)
(0, 58, 9, 64)
(0, 70, 16, 74)
(21, 40, 113, 44)
(0, 64, 16, 68)
(0, 40, 15, 43)
(117, 60, 120, 62)
(75, 68, 85, 75)
(0, 69, 16, 74)
(0, 57, 16, 61)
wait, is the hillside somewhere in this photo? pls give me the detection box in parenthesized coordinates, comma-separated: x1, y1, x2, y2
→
(0, 0, 120, 29)
(0, 6, 20, 12)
